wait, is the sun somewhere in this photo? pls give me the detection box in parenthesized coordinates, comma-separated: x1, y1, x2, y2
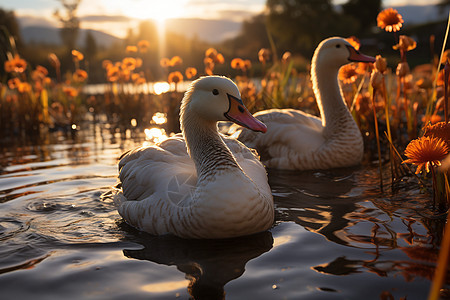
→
(123, 0, 188, 21)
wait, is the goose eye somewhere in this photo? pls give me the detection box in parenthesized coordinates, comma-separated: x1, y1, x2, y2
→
(212, 89, 219, 95)
(336, 44, 341, 48)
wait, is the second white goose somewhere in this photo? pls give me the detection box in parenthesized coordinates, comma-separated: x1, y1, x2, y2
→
(234, 37, 376, 170)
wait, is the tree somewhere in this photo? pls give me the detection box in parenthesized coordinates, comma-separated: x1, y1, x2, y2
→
(266, 0, 356, 56)
(224, 14, 271, 59)
(84, 30, 98, 61)
(0, 9, 23, 50)
(341, 0, 381, 35)
(54, 0, 82, 69)
(438, 0, 450, 13)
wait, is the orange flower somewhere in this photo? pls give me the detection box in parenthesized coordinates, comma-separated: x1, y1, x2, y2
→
(36, 65, 48, 76)
(442, 50, 450, 64)
(231, 58, 245, 70)
(122, 57, 137, 70)
(7, 78, 21, 89)
(346, 36, 360, 51)
(423, 122, 450, 147)
(185, 67, 197, 79)
(258, 48, 270, 63)
(132, 73, 146, 84)
(71, 50, 84, 61)
(119, 68, 131, 82)
(339, 63, 359, 84)
(403, 136, 449, 174)
(102, 60, 113, 69)
(4, 60, 14, 72)
(214, 53, 225, 64)
(126, 45, 138, 53)
(160, 57, 170, 68)
(31, 70, 45, 82)
(168, 71, 183, 84)
(205, 48, 218, 59)
(393, 35, 417, 52)
(73, 69, 88, 83)
(63, 86, 78, 97)
(17, 82, 32, 93)
(13, 56, 27, 73)
(244, 59, 252, 70)
(377, 8, 404, 32)
(204, 57, 215, 75)
(137, 40, 150, 53)
(107, 66, 120, 82)
(136, 58, 143, 68)
(5, 55, 27, 73)
(170, 56, 183, 67)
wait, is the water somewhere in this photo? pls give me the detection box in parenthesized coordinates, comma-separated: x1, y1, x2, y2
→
(0, 123, 448, 300)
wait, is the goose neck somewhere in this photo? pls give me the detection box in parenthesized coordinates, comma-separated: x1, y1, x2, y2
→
(181, 112, 240, 180)
(312, 63, 350, 129)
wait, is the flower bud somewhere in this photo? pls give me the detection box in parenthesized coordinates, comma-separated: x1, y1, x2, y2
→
(370, 70, 384, 89)
(374, 55, 387, 73)
(396, 62, 410, 77)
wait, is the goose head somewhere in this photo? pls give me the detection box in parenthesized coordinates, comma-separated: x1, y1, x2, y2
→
(181, 76, 267, 133)
(313, 37, 375, 70)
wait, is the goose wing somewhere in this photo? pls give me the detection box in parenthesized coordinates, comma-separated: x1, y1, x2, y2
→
(115, 134, 197, 207)
(234, 108, 325, 156)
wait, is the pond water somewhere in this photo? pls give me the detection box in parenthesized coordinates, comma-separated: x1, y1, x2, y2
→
(0, 121, 449, 300)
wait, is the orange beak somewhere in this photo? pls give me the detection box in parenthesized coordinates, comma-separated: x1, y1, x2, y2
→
(346, 45, 376, 63)
(224, 94, 267, 133)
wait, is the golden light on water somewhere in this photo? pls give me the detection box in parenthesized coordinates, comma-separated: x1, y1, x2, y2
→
(141, 279, 189, 293)
(153, 82, 170, 95)
(273, 235, 292, 248)
(152, 112, 167, 125)
(144, 127, 168, 144)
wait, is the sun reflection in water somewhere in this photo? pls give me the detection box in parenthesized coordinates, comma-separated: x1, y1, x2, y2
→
(141, 279, 189, 293)
(153, 82, 170, 95)
(152, 112, 167, 125)
(273, 234, 292, 248)
(144, 127, 168, 145)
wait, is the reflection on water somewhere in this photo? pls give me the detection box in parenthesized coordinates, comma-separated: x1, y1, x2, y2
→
(0, 123, 448, 299)
(121, 229, 273, 300)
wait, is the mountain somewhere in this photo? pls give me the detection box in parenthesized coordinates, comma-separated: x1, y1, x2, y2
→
(392, 5, 446, 25)
(21, 26, 121, 47)
(18, 16, 242, 45)
(17, 4, 444, 46)
(164, 18, 241, 42)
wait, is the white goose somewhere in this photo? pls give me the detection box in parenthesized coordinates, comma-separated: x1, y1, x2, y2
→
(113, 76, 274, 239)
(234, 37, 376, 170)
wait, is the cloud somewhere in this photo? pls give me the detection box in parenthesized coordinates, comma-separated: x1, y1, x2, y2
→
(80, 15, 133, 23)
(216, 9, 261, 21)
(17, 15, 58, 28)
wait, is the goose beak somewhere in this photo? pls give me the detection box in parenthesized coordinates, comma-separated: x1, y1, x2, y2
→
(346, 45, 376, 63)
(224, 93, 267, 133)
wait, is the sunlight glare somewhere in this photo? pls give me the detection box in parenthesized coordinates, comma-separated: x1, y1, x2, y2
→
(123, 0, 188, 21)
(144, 127, 168, 145)
(153, 82, 170, 95)
(152, 112, 167, 125)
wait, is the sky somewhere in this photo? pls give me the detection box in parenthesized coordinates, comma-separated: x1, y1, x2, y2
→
(0, 0, 442, 38)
